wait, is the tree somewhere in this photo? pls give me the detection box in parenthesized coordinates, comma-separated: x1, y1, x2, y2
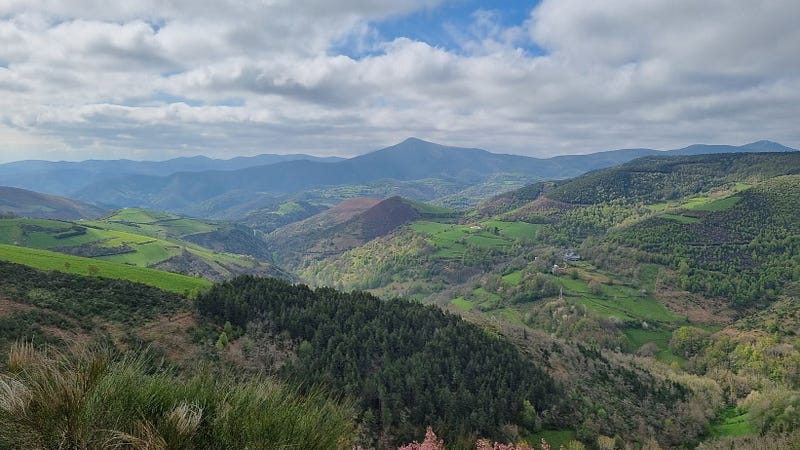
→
(597, 435, 615, 450)
(588, 279, 601, 295)
(215, 331, 229, 350)
(669, 326, 709, 358)
(87, 265, 99, 277)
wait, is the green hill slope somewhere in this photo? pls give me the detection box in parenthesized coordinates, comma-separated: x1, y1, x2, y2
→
(0, 244, 210, 295)
(0, 209, 286, 282)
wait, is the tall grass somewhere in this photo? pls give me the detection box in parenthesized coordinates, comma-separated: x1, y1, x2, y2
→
(0, 342, 355, 449)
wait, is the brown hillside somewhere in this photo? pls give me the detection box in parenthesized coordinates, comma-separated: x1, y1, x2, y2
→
(357, 196, 421, 240)
(326, 197, 383, 222)
(0, 186, 105, 219)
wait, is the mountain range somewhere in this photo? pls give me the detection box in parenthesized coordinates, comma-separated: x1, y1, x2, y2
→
(66, 138, 797, 212)
(0, 152, 342, 197)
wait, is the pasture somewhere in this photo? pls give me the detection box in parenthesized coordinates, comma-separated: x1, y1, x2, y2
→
(0, 243, 210, 295)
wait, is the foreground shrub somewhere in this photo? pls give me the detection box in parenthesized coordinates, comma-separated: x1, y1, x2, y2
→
(0, 342, 355, 449)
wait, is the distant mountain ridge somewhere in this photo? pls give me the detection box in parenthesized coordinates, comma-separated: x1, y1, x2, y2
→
(0, 186, 106, 219)
(0, 153, 343, 196)
(70, 138, 797, 212)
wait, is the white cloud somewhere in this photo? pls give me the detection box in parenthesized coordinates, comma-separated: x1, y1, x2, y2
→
(0, 0, 798, 163)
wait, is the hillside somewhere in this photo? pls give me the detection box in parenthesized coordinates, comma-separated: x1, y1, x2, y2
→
(0, 244, 210, 295)
(0, 209, 287, 282)
(0, 186, 106, 220)
(196, 275, 723, 447)
(0, 263, 356, 449)
(266, 196, 455, 270)
(287, 151, 800, 447)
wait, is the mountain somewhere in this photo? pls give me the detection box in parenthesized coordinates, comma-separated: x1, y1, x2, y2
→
(72, 138, 797, 214)
(0, 153, 343, 197)
(266, 196, 454, 269)
(0, 186, 106, 219)
(71, 139, 545, 210)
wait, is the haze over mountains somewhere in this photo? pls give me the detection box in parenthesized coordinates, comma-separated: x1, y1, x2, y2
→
(0, 153, 342, 197)
(5, 138, 793, 213)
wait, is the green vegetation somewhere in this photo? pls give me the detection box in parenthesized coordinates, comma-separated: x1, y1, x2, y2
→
(196, 276, 558, 445)
(0, 210, 280, 282)
(710, 408, 753, 437)
(0, 244, 210, 295)
(0, 343, 355, 449)
(686, 195, 740, 212)
(409, 220, 538, 259)
(616, 175, 800, 305)
(450, 296, 475, 310)
(527, 430, 577, 449)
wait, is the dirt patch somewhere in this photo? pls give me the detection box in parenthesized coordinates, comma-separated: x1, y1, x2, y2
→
(150, 250, 222, 281)
(0, 295, 33, 317)
(40, 325, 92, 347)
(654, 270, 736, 325)
(137, 311, 200, 366)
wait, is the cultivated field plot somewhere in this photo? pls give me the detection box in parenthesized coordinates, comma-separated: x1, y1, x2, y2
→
(410, 220, 540, 258)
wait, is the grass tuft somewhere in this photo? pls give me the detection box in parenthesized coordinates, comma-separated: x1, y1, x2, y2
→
(0, 343, 355, 449)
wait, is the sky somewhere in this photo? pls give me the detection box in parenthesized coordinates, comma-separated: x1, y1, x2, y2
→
(0, 0, 799, 162)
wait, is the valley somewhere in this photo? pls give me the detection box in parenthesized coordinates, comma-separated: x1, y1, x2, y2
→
(1, 141, 799, 449)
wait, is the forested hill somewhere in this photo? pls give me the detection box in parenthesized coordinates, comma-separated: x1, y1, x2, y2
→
(477, 152, 800, 217)
(614, 174, 800, 304)
(546, 151, 800, 205)
(196, 275, 560, 445)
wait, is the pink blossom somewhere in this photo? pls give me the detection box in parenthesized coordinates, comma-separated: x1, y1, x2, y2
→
(397, 427, 445, 450)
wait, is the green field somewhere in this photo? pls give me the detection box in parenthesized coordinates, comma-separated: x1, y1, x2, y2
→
(99, 209, 217, 237)
(409, 220, 539, 258)
(624, 328, 683, 363)
(648, 183, 750, 214)
(276, 201, 305, 215)
(526, 429, 577, 449)
(688, 195, 740, 212)
(710, 407, 754, 437)
(561, 275, 682, 324)
(0, 243, 210, 295)
(105, 208, 176, 223)
(450, 296, 475, 310)
(502, 270, 523, 285)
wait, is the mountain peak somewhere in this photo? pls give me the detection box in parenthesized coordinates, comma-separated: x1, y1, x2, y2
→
(742, 140, 797, 152)
(399, 137, 428, 145)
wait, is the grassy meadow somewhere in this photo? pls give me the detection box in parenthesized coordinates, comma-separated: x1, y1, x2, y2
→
(0, 243, 210, 295)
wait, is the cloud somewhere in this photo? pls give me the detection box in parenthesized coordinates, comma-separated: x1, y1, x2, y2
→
(0, 0, 798, 163)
